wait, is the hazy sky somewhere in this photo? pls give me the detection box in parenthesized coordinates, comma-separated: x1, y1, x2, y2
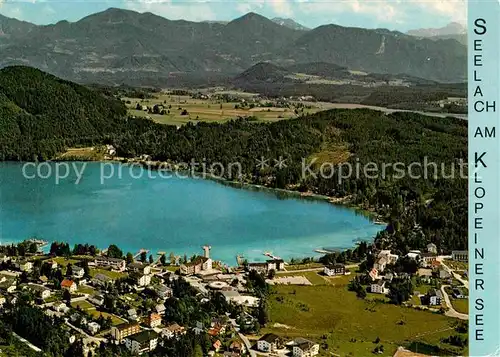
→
(0, 0, 466, 32)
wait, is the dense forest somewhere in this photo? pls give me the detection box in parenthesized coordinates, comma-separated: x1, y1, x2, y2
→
(0, 66, 467, 253)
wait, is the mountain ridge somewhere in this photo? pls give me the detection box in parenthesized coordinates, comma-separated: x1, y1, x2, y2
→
(0, 8, 467, 83)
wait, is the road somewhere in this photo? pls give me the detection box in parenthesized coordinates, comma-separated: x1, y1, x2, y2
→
(438, 258, 469, 289)
(299, 101, 468, 121)
(65, 320, 108, 344)
(229, 318, 257, 357)
(440, 285, 468, 320)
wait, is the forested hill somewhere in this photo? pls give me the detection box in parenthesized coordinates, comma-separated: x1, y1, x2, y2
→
(0, 67, 467, 252)
(0, 66, 127, 160)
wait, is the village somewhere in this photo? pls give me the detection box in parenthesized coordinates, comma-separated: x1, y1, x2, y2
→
(0, 239, 469, 357)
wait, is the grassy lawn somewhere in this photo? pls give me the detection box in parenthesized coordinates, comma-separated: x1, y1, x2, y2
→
(71, 300, 94, 310)
(451, 299, 469, 314)
(266, 284, 466, 356)
(413, 283, 436, 295)
(284, 262, 324, 271)
(86, 310, 125, 326)
(45, 292, 62, 303)
(277, 271, 327, 286)
(410, 295, 422, 306)
(122, 293, 142, 308)
(166, 266, 179, 273)
(89, 268, 127, 280)
(53, 257, 80, 267)
(443, 259, 468, 271)
(57, 147, 105, 161)
(77, 285, 95, 295)
(323, 274, 353, 287)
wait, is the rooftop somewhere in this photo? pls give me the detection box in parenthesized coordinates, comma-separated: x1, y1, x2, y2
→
(128, 262, 148, 269)
(127, 330, 159, 344)
(259, 333, 279, 343)
(61, 279, 75, 287)
(116, 322, 140, 331)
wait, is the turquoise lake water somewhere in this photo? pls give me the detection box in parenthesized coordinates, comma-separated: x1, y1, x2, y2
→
(0, 162, 383, 265)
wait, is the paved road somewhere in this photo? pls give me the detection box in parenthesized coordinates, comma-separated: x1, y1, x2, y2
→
(439, 259, 469, 289)
(65, 320, 108, 344)
(229, 318, 257, 357)
(441, 285, 468, 320)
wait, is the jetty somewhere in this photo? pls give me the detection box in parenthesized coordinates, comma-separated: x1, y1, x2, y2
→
(133, 249, 149, 259)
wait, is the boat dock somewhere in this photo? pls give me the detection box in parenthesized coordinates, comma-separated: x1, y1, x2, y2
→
(133, 249, 149, 259)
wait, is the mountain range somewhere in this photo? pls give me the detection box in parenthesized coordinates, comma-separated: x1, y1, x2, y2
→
(0, 8, 467, 85)
(406, 22, 467, 45)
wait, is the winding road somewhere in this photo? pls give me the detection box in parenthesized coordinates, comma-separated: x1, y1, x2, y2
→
(440, 285, 468, 320)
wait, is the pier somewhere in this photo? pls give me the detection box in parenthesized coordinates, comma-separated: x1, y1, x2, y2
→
(133, 249, 149, 259)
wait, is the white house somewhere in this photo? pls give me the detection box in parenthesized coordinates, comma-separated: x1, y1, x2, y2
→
(293, 338, 320, 357)
(371, 280, 389, 294)
(106, 145, 116, 156)
(426, 243, 438, 254)
(128, 308, 138, 321)
(323, 264, 346, 276)
(19, 261, 33, 272)
(28, 284, 51, 300)
(128, 263, 151, 275)
(257, 333, 279, 352)
(406, 251, 421, 260)
(61, 279, 78, 293)
(451, 250, 468, 262)
(155, 285, 173, 299)
(125, 331, 159, 355)
(428, 289, 443, 306)
(162, 323, 186, 340)
(89, 294, 105, 306)
(266, 259, 285, 271)
(155, 303, 166, 315)
(131, 272, 151, 287)
(87, 322, 100, 335)
(94, 256, 126, 272)
(72, 267, 85, 279)
(54, 302, 70, 313)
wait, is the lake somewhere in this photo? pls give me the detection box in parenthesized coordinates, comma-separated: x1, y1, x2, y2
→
(0, 162, 383, 265)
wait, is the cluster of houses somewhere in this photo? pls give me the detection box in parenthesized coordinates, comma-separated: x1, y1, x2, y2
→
(247, 259, 285, 275)
(257, 333, 320, 357)
(365, 243, 470, 310)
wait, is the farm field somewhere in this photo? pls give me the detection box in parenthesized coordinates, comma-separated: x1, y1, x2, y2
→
(450, 298, 469, 314)
(265, 284, 468, 357)
(124, 93, 322, 126)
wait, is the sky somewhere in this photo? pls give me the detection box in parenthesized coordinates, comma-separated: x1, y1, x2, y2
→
(0, 0, 467, 32)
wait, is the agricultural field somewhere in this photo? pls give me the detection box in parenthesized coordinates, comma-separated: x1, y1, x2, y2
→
(450, 298, 469, 314)
(266, 283, 468, 357)
(123, 92, 323, 126)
